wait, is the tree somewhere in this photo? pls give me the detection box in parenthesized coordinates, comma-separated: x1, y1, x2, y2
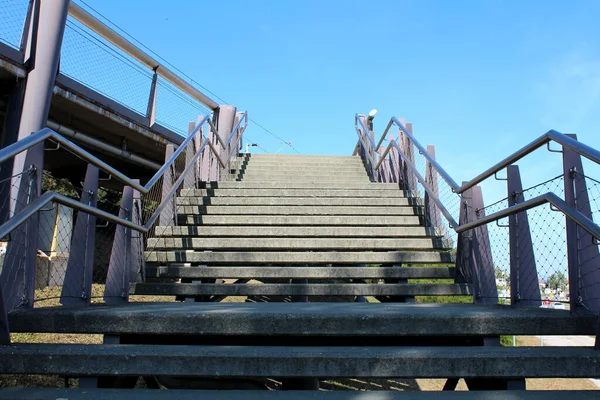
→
(546, 271, 568, 292)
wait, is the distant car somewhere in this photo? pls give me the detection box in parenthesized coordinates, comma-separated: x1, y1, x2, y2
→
(553, 302, 567, 310)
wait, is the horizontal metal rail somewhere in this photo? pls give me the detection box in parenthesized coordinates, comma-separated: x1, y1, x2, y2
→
(456, 192, 600, 242)
(0, 115, 213, 194)
(68, 3, 219, 111)
(390, 141, 459, 230)
(457, 130, 600, 194)
(390, 117, 460, 191)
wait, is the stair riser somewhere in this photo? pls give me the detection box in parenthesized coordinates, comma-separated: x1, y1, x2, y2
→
(3, 344, 599, 378)
(146, 266, 456, 279)
(153, 226, 443, 238)
(176, 197, 421, 206)
(180, 190, 411, 198)
(177, 215, 423, 226)
(145, 251, 455, 264)
(131, 283, 473, 297)
(146, 238, 451, 251)
(210, 183, 399, 190)
(175, 206, 419, 216)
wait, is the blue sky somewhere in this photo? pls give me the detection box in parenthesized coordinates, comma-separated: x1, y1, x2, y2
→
(75, 0, 600, 280)
(77, 0, 600, 187)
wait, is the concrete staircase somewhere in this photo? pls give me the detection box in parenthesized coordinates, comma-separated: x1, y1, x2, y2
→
(4, 153, 600, 397)
(137, 153, 463, 300)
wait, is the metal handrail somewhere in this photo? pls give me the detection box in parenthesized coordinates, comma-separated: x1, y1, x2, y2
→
(355, 114, 377, 150)
(0, 114, 223, 194)
(456, 130, 600, 194)
(389, 117, 460, 191)
(456, 192, 600, 242)
(390, 140, 459, 229)
(68, 3, 218, 111)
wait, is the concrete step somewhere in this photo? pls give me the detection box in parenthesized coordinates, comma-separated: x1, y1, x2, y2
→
(145, 251, 455, 264)
(146, 237, 451, 251)
(9, 303, 596, 336)
(237, 178, 371, 184)
(240, 165, 368, 172)
(175, 205, 419, 216)
(180, 189, 411, 198)
(247, 154, 359, 160)
(207, 182, 398, 190)
(153, 226, 443, 238)
(176, 196, 421, 207)
(131, 283, 472, 297)
(2, 344, 599, 378)
(4, 388, 599, 400)
(146, 266, 456, 279)
(177, 215, 422, 226)
(239, 170, 368, 177)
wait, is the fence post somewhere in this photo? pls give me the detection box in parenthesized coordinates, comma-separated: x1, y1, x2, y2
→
(563, 134, 600, 314)
(184, 121, 197, 189)
(455, 183, 473, 285)
(130, 185, 144, 283)
(507, 165, 540, 308)
(60, 165, 99, 306)
(159, 144, 175, 226)
(403, 122, 417, 192)
(146, 69, 158, 127)
(0, 283, 8, 343)
(215, 105, 237, 175)
(471, 186, 498, 304)
(104, 185, 134, 304)
(424, 145, 440, 227)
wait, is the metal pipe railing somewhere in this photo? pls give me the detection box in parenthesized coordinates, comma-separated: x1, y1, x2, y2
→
(390, 140, 459, 229)
(68, 3, 219, 111)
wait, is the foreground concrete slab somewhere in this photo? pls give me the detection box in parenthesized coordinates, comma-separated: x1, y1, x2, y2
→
(1, 344, 600, 378)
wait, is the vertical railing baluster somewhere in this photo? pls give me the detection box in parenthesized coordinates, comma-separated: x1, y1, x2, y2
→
(61, 164, 99, 306)
(507, 165, 540, 307)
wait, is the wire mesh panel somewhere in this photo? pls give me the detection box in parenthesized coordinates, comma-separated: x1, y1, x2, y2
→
(519, 176, 568, 305)
(154, 77, 212, 135)
(60, 17, 153, 116)
(0, 0, 29, 49)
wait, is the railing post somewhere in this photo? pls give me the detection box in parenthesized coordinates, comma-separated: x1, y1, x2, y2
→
(424, 145, 440, 227)
(60, 164, 99, 307)
(388, 134, 400, 184)
(159, 144, 175, 226)
(563, 134, 600, 314)
(215, 105, 237, 175)
(130, 185, 144, 283)
(0, 164, 40, 311)
(104, 184, 135, 304)
(455, 183, 474, 285)
(0, 283, 8, 344)
(507, 165, 540, 308)
(146, 68, 158, 127)
(184, 121, 197, 189)
(471, 186, 498, 304)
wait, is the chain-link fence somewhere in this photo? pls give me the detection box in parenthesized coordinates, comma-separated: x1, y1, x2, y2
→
(0, 0, 29, 49)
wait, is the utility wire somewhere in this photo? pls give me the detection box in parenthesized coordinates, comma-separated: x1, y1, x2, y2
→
(76, 0, 300, 154)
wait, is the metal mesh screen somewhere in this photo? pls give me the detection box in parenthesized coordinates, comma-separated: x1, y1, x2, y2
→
(0, 0, 29, 49)
(60, 18, 153, 116)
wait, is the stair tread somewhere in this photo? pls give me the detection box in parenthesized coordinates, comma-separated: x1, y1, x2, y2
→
(179, 189, 412, 198)
(9, 303, 595, 336)
(145, 266, 455, 279)
(145, 251, 455, 264)
(2, 343, 599, 378)
(131, 282, 472, 297)
(153, 226, 443, 238)
(177, 215, 423, 226)
(3, 388, 597, 400)
(146, 237, 451, 251)
(175, 206, 419, 216)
